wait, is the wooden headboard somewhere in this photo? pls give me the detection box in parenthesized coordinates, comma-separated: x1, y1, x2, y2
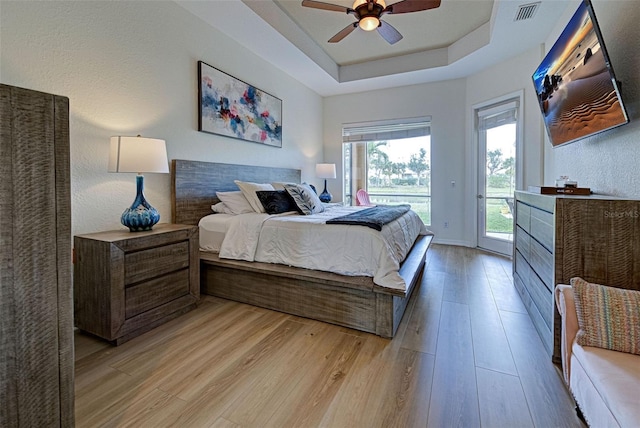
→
(171, 159, 301, 225)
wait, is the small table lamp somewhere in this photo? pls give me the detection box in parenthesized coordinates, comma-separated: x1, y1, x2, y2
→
(108, 135, 169, 231)
(316, 163, 336, 203)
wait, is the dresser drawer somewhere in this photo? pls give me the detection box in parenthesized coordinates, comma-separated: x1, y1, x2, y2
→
(514, 249, 530, 284)
(530, 207, 554, 251)
(125, 241, 190, 284)
(513, 271, 553, 355)
(125, 269, 190, 318)
(516, 247, 552, 330)
(530, 238, 554, 292)
(529, 271, 553, 329)
(516, 202, 531, 232)
(515, 226, 530, 261)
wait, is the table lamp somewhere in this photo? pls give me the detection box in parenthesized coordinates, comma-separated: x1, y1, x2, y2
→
(316, 163, 336, 203)
(108, 135, 169, 231)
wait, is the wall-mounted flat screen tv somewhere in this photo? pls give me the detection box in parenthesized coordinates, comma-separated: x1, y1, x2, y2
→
(532, 0, 629, 147)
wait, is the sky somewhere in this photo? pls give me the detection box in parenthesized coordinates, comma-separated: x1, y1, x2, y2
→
(376, 136, 431, 164)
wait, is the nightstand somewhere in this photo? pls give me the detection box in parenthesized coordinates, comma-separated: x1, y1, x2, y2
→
(73, 223, 199, 344)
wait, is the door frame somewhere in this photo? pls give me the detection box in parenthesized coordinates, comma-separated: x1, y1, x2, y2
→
(470, 90, 524, 255)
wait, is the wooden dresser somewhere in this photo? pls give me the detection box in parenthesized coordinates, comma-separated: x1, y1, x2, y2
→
(513, 190, 640, 362)
(74, 224, 199, 344)
(1, 84, 74, 427)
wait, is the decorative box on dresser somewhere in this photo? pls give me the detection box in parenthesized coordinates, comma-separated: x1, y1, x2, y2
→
(513, 190, 640, 363)
(74, 223, 199, 345)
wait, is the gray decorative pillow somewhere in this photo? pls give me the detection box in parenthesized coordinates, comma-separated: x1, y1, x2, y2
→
(256, 190, 299, 214)
(284, 183, 324, 215)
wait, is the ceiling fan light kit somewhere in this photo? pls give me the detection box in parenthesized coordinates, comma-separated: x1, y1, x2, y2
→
(301, 0, 441, 44)
(353, 0, 385, 31)
(359, 16, 379, 31)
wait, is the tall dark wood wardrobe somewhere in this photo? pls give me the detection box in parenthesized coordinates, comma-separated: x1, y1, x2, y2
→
(1, 84, 74, 426)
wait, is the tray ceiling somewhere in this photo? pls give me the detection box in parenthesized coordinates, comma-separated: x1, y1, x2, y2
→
(177, 0, 573, 96)
(275, 0, 493, 66)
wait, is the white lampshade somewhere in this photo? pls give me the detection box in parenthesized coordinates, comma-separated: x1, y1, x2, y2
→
(108, 136, 169, 174)
(316, 163, 337, 179)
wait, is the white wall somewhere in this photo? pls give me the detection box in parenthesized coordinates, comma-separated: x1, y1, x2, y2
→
(323, 79, 468, 245)
(9, 0, 624, 248)
(323, 46, 545, 246)
(465, 46, 546, 244)
(543, 0, 640, 197)
(1, 1, 324, 236)
(466, 46, 545, 189)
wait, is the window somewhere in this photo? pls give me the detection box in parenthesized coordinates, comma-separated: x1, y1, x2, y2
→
(342, 118, 431, 225)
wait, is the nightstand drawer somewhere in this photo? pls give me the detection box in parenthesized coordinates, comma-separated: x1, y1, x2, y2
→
(125, 241, 189, 284)
(125, 269, 190, 318)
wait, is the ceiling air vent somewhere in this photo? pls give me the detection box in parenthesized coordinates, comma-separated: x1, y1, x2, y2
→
(515, 2, 540, 21)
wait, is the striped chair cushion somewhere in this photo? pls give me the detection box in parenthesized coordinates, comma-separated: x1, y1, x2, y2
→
(571, 277, 640, 355)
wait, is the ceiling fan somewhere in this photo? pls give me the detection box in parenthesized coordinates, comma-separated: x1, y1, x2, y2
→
(301, 0, 441, 44)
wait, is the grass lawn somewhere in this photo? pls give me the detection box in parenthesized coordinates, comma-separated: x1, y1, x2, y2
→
(366, 185, 514, 233)
(486, 198, 513, 233)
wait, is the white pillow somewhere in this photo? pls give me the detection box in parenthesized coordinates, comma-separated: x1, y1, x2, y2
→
(234, 180, 274, 213)
(211, 202, 233, 214)
(216, 191, 254, 215)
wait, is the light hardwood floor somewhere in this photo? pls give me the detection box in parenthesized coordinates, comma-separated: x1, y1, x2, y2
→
(74, 244, 584, 427)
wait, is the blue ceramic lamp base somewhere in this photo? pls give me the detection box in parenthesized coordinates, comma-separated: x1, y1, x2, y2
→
(121, 175, 160, 232)
(319, 179, 332, 203)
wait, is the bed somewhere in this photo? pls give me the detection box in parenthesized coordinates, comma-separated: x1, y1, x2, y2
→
(171, 159, 433, 337)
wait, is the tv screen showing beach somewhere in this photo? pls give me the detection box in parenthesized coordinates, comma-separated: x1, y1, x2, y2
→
(532, 0, 628, 147)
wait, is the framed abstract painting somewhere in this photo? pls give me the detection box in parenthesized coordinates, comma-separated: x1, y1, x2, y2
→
(198, 61, 282, 148)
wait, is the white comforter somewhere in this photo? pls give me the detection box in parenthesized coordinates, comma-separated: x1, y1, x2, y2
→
(217, 205, 429, 292)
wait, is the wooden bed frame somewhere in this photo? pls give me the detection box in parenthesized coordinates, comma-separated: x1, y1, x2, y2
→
(171, 159, 432, 338)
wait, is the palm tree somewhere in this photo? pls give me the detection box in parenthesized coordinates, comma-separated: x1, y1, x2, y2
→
(367, 141, 388, 187)
(408, 148, 428, 186)
(391, 162, 406, 183)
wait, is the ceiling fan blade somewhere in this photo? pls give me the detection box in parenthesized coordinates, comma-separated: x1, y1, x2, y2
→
(301, 0, 351, 14)
(377, 20, 403, 44)
(385, 0, 441, 14)
(329, 22, 358, 43)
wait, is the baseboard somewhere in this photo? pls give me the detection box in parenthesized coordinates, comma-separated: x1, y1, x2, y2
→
(431, 238, 473, 247)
